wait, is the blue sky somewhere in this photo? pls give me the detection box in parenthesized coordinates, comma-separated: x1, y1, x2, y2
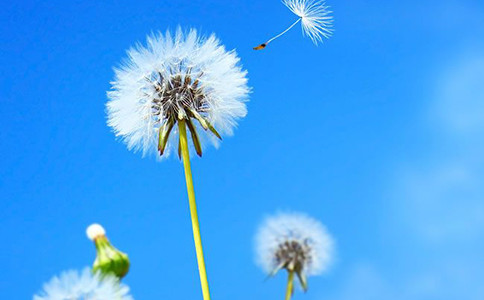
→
(1, 0, 484, 299)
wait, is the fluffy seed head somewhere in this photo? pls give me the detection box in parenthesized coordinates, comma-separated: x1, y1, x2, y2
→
(283, 0, 334, 44)
(255, 212, 334, 277)
(86, 224, 106, 241)
(33, 268, 133, 300)
(107, 28, 249, 158)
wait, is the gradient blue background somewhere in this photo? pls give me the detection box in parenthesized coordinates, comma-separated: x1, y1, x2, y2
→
(1, 0, 484, 299)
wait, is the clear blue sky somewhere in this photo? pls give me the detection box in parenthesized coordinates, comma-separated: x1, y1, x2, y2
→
(1, 0, 484, 299)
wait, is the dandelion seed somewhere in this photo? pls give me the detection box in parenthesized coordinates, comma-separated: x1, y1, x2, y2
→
(33, 268, 133, 300)
(254, 0, 333, 50)
(255, 212, 334, 299)
(107, 28, 249, 158)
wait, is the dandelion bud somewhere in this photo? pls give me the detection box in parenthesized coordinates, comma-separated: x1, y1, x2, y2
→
(86, 224, 130, 279)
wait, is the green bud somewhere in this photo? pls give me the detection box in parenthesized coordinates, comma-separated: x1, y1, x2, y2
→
(86, 224, 130, 279)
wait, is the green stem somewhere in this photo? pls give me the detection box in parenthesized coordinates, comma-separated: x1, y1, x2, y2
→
(178, 119, 211, 300)
(285, 271, 295, 300)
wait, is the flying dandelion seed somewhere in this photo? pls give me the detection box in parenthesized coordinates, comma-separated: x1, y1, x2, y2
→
(254, 0, 333, 50)
(107, 28, 249, 158)
(106, 27, 250, 300)
(33, 268, 133, 300)
(255, 212, 334, 300)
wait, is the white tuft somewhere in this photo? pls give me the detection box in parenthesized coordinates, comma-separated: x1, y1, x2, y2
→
(86, 224, 106, 241)
(283, 0, 334, 44)
(255, 212, 334, 276)
(33, 268, 133, 300)
(106, 27, 250, 159)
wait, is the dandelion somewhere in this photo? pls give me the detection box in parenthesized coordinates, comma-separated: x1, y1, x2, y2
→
(86, 224, 130, 279)
(254, 0, 333, 50)
(106, 28, 249, 300)
(107, 28, 248, 158)
(33, 268, 133, 300)
(255, 212, 334, 300)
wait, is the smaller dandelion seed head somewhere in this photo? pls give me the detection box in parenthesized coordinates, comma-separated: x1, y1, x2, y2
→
(86, 223, 106, 240)
(283, 0, 334, 44)
(255, 212, 334, 277)
(33, 268, 133, 300)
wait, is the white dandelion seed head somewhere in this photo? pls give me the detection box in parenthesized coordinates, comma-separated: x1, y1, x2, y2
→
(283, 0, 334, 44)
(106, 27, 250, 158)
(86, 224, 106, 241)
(255, 212, 334, 276)
(33, 268, 133, 300)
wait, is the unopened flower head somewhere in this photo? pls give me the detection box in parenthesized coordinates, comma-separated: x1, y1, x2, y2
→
(107, 28, 249, 158)
(86, 224, 130, 279)
(33, 268, 133, 300)
(255, 212, 334, 290)
(254, 0, 333, 50)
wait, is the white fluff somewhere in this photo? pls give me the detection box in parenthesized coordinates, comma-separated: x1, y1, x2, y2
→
(86, 224, 105, 241)
(106, 28, 249, 158)
(33, 268, 133, 300)
(255, 212, 334, 276)
(283, 0, 334, 44)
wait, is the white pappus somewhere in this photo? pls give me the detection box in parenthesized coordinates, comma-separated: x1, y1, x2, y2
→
(107, 28, 250, 158)
(33, 268, 133, 300)
(255, 212, 334, 290)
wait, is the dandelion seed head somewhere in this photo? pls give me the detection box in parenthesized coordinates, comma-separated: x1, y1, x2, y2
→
(107, 28, 249, 158)
(86, 224, 105, 241)
(33, 268, 133, 300)
(255, 212, 334, 276)
(283, 0, 334, 44)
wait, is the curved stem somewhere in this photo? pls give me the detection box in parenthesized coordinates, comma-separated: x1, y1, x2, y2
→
(285, 271, 295, 300)
(266, 18, 301, 45)
(179, 119, 211, 300)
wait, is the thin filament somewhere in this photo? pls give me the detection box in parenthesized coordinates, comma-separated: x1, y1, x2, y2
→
(266, 18, 301, 45)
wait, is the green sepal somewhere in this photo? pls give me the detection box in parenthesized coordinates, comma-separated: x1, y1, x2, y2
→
(92, 236, 130, 279)
(269, 261, 285, 277)
(158, 118, 175, 156)
(206, 121, 222, 140)
(186, 118, 203, 157)
(187, 108, 222, 140)
(188, 108, 208, 130)
(296, 270, 308, 292)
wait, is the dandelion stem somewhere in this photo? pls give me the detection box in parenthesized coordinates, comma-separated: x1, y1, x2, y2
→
(285, 270, 295, 300)
(179, 119, 211, 300)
